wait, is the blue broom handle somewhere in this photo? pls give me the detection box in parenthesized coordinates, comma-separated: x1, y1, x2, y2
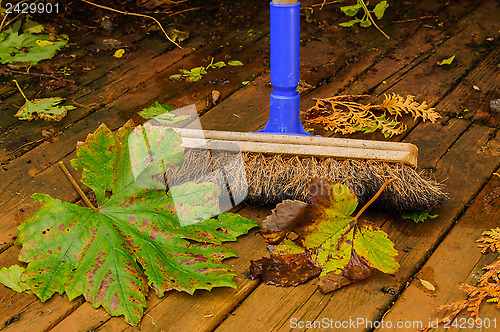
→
(260, 0, 310, 135)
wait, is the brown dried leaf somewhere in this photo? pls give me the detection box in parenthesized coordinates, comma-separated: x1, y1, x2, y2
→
(260, 200, 307, 244)
(249, 251, 322, 287)
(317, 251, 371, 293)
(379, 94, 441, 122)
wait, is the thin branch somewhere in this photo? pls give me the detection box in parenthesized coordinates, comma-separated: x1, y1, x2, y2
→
(358, 0, 390, 39)
(354, 178, 397, 220)
(312, 1, 339, 9)
(168, 7, 201, 17)
(79, 0, 182, 48)
(59, 161, 97, 210)
(10, 70, 76, 83)
(393, 15, 438, 24)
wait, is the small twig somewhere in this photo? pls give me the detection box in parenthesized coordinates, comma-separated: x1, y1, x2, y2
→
(9, 138, 45, 157)
(354, 178, 397, 220)
(168, 7, 201, 17)
(393, 16, 438, 24)
(312, 0, 338, 9)
(358, 0, 390, 39)
(79, 0, 182, 48)
(10, 70, 76, 83)
(59, 161, 97, 210)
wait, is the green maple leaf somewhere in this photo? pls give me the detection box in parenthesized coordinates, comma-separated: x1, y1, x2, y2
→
(138, 101, 175, 119)
(0, 20, 68, 65)
(15, 97, 76, 121)
(138, 101, 188, 124)
(295, 181, 399, 276)
(14, 121, 259, 325)
(13, 80, 75, 121)
(251, 179, 399, 292)
(401, 210, 438, 223)
(0, 265, 29, 293)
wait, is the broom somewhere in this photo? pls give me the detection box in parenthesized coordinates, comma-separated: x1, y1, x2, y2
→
(148, 0, 447, 212)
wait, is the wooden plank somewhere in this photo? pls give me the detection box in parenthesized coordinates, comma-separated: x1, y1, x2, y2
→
(0, 1, 494, 331)
(376, 168, 500, 331)
(0, 33, 197, 163)
(0, 30, 147, 135)
(0, 0, 273, 163)
(438, 47, 500, 127)
(1, 296, 84, 332)
(214, 119, 500, 331)
(48, 303, 110, 332)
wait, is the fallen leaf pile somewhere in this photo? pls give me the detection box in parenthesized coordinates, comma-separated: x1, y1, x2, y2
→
(249, 178, 399, 293)
(1, 120, 258, 325)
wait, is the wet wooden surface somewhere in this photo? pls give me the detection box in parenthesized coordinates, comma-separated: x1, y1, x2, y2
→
(0, 0, 499, 331)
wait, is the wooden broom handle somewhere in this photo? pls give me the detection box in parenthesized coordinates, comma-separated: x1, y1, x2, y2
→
(272, 0, 298, 4)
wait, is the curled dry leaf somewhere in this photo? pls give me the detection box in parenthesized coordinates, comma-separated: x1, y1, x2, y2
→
(211, 90, 221, 105)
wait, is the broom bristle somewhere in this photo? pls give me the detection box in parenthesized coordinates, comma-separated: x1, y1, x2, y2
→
(165, 149, 448, 212)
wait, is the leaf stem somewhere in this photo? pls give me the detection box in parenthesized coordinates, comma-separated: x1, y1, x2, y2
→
(59, 161, 97, 210)
(358, 0, 390, 39)
(12, 79, 29, 102)
(79, 0, 181, 48)
(354, 178, 397, 220)
(0, 12, 8, 34)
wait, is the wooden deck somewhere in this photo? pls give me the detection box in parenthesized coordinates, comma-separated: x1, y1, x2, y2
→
(0, 0, 499, 330)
